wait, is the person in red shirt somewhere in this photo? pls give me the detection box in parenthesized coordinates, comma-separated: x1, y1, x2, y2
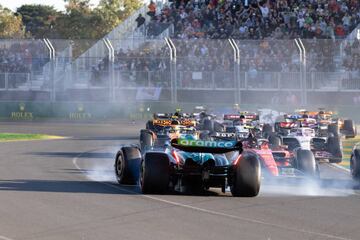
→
(335, 24, 346, 38)
(147, 1, 156, 18)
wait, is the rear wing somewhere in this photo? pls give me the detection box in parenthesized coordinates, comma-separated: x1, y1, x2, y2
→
(279, 122, 297, 129)
(224, 114, 241, 120)
(153, 119, 172, 126)
(224, 113, 259, 121)
(171, 138, 242, 154)
(153, 113, 170, 119)
(179, 118, 196, 126)
(212, 132, 236, 138)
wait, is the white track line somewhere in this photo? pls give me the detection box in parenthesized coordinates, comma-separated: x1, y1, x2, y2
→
(73, 150, 352, 240)
(329, 163, 351, 173)
(0, 236, 15, 240)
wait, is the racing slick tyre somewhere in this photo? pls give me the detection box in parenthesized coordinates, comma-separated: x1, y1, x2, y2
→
(268, 135, 282, 149)
(343, 120, 356, 138)
(274, 122, 280, 133)
(140, 130, 153, 151)
(296, 149, 318, 177)
(231, 154, 261, 197)
(146, 120, 155, 131)
(328, 124, 340, 138)
(199, 131, 211, 140)
(203, 119, 214, 132)
(350, 150, 360, 180)
(115, 147, 141, 185)
(327, 136, 342, 163)
(263, 124, 274, 138)
(214, 121, 225, 132)
(140, 152, 170, 194)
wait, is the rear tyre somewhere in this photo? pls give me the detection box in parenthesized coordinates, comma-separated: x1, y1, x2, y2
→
(140, 152, 170, 194)
(140, 130, 153, 151)
(115, 147, 141, 185)
(146, 120, 154, 131)
(344, 120, 356, 138)
(327, 136, 342, 163)
(350, 150, 360, 180)
(214, 121, 224, 132)
(268, 135, 282, 149)
(231, 154, 261, 197)
(203, 119, 214, 132)
(296, 149, 318, 177)
(263, 124, 273, 138)
(328, 124, 339, 138)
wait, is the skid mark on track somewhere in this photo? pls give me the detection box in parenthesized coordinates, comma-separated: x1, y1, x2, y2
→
(73, 149, 353, 240)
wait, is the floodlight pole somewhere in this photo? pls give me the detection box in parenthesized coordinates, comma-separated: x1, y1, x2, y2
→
(229, 39, 241, 105)
(165, 37, 177, 104)
(103, 38, 115, 102)
(44, 39, 56, 102)
(295, 39, 306, 106)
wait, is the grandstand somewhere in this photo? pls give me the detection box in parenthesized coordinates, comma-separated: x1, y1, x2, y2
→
(0, 0, 359, 105)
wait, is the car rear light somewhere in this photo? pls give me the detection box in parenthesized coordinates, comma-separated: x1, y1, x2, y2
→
(172, 150, 180, 164)
(233, 154, 242, 165)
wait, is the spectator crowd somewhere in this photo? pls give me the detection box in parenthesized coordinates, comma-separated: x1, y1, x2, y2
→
(0, 41, 48, 73)
(146, 0, 359, 40)
(91, 0, 360, 89)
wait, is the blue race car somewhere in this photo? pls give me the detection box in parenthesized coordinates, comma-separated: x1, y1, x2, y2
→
(114, 137, 261, 197)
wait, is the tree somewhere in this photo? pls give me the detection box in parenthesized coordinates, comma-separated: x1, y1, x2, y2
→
(16, 4, 59, 38)
(95, 0, 142, 36)
(55, 0, 97, 39)
(0, 5, 25, 38)
(55, 0, 142, 39)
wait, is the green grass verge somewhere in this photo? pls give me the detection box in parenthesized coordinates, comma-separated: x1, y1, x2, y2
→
(0, 133, 64, 142)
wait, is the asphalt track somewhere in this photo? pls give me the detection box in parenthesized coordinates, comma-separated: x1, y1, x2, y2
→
(0, 122, 360, 240)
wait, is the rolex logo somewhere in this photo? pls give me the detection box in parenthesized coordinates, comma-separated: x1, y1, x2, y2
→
(77, 103, 84, 113)
(19, 103, 25, 112)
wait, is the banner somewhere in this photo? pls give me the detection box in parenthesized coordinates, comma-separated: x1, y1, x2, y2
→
(136, 87, 162, 101)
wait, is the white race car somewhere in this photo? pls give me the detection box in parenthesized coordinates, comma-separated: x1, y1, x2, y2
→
(280, 127, 342, 163)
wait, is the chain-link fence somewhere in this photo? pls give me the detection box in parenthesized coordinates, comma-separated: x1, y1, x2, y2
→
(0, 38, 359, 105)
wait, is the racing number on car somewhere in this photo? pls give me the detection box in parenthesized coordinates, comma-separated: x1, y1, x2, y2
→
(216, 132, 236, 138)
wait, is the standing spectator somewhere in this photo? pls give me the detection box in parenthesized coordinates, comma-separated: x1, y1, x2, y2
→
(135, 14, 146, 28)
(147, 1, 156, 18)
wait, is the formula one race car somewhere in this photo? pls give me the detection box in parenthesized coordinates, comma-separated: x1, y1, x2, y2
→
(295, 110, 357, 138)
(140, 125, 198, 151)
(207, 131, 319, 178)
(145, 110, 197, 133)
(115, 137, 261, 197)
(279, 127, 342, 163)
(242, 137, 319, 178)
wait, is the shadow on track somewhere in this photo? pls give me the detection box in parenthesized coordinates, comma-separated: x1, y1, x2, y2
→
(29, 152, 115, 159)
(72, 136, 138, 141)
(0, 178, 224, 197)
(0, 179, 140, 195)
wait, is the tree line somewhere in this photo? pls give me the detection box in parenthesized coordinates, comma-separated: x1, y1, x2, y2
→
(0, 0, 141, 39)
